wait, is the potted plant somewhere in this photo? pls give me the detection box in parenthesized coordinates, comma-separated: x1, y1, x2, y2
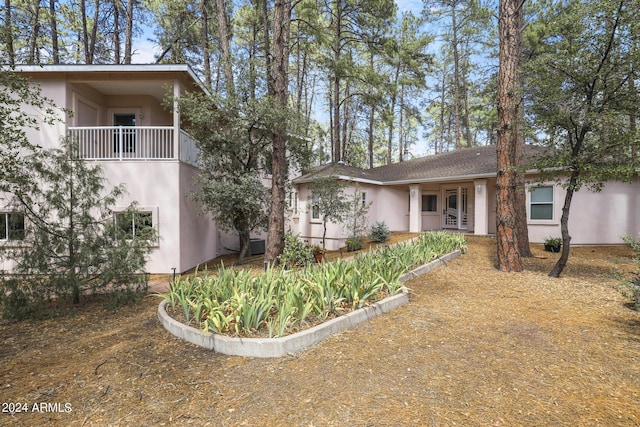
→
(312, 245, 325, 263)
(544, 237, 562, 252)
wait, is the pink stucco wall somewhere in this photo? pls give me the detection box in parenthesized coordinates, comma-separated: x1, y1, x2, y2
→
(12, 69, 221, 273)
(527, 178, 640, 245)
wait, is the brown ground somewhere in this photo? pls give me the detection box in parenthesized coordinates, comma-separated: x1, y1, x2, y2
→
(1, 236, 640, 426)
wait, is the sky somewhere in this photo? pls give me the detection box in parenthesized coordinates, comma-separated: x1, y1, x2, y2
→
(132, 1, 426, 64)
(130, 0, 433, 157)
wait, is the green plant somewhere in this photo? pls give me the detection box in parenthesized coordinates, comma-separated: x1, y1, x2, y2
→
(161, 231, 467, 337)
(308, 176, 350, 250)
(628, 278, 640, 311)
(343, 185, 372, 242)
(370, 221, 390, 243)
(0, 279, 42, 321)
(278, 232, 314, 267)
(622, 234, 640, 252)
(544, 236, 562, 246)
(346, 236, 364, 252)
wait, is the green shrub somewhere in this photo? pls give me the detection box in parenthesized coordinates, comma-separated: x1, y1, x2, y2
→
(0, 279, 42, 321)
(622, 234, 640, 252)
(370, 221, 390, 243)
(277, 232, 314, 267)
(346, 236, 364, 252)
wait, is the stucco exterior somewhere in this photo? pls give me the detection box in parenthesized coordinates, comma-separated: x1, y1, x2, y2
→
(8, 65, 222, 273)
(291, 148, 640, 248)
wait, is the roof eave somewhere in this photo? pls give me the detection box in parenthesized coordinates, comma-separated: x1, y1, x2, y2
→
(381, 172, 496, 186)
(294, 174, 383, 185)
(11, 64, 210, 96)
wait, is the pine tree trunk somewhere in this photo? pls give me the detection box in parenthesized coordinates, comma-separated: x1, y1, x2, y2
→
(496, 0, 523, 272)
(88, 0, 100, 63)
(113, 0, 120, 63)
(27, 1, 41, 64)
(514, 0, 532, 257)
(80, 0, 90, 62)
(216, 0, 235, 97)
(264, 0, 291, 266)
(49, 0, 59, 64)
(368, 52, 375, 169)
(201, 0, 211, 88)
(4, 0, 15, 65)
(331, 0, 341, 163)
(124, 0, 135, 64)
(451, 4, 461, 149)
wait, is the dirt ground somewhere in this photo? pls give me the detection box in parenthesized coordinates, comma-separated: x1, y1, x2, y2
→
(1, 235, 640, 426)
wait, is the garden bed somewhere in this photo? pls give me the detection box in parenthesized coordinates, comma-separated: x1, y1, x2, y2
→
(158, 250, 461, 357)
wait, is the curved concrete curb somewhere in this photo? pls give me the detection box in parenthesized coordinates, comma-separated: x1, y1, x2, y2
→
(158, 249, 461, 358)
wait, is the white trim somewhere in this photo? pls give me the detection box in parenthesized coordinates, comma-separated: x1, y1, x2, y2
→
(382, 172, 495, 186)
(295, 172, 496, 187)
(527, 184, 557, 224)
(113, 206, 160, 247)
(13, 64, 210, 96)
(0, 211, 25, 242)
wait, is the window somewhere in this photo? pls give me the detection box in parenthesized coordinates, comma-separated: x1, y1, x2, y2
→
(530, 186, 554, 220)
(421, 194, 437, 212)
(311, 193, 320, 220)
(361, 192, 367, 207)
(0, 213, 25, 241)
(115, 211, 154, 239)
(287, 191, 299, 215)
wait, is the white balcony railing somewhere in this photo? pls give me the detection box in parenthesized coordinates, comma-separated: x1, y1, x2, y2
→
(68, 126, 200, 168)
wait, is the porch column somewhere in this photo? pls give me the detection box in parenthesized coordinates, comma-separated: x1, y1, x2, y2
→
(409, 184, 421, 233)
(173, 79, 181, 160)
(474, 179, 488, 235)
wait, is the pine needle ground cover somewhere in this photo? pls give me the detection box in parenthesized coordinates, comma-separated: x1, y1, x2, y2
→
(1, 236, 639, 426)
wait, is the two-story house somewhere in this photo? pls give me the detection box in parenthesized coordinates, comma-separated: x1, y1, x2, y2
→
(7, 64, 225, 274)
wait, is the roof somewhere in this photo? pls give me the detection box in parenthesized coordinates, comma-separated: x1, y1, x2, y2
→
(295, 145, 544, 186)
(293, 162, 382, 184)
(12, 64, 209, 99)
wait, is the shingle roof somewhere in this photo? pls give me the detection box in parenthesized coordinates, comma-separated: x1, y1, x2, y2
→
(370, 145, 499, 183)
(294, 145, 544, 185)
(293, 162, 381, 184)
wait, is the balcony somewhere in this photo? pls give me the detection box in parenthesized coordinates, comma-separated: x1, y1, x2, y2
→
(68, 126, 200, 168)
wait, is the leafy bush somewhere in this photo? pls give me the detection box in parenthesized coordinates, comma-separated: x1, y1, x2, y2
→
(163, 231, 467, 337)
(622, 234, 640, 252)
(277, 232, 314, 267)
(370, 221, 390, 243)
(346, 236, 364, 252)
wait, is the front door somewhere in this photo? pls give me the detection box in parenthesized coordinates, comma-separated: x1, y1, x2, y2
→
(442, 187, 469, 230)
(111, 111, 137, 155)
(443, 188, 458, 228)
